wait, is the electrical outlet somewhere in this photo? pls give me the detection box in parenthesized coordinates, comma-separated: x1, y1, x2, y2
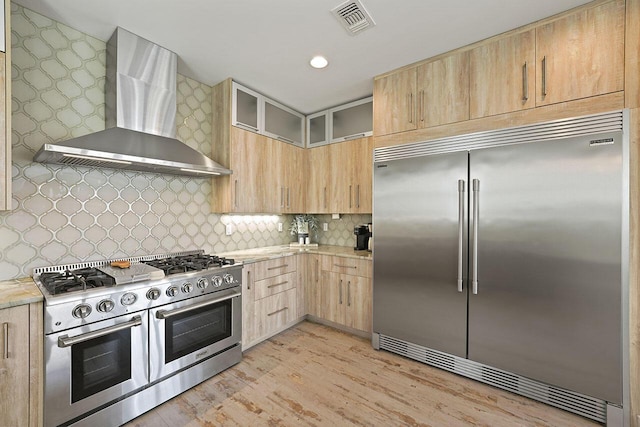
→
(225, 224, 233, 235)
(323, 223, 328, 231)
(278, 222, 283, 232)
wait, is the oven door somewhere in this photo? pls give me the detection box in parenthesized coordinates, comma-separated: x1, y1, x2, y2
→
(44, 312, 149, 427)
(149, 287, 241, 382)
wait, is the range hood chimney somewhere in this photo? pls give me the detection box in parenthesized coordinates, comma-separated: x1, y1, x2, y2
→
(34, 28, 232, 177)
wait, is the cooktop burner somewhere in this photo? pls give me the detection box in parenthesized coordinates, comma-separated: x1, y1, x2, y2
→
(39, 268, 116, 295)
(142, 254, 235, 275)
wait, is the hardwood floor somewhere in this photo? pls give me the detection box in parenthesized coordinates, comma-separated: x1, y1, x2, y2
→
(126, 321, 599, 427)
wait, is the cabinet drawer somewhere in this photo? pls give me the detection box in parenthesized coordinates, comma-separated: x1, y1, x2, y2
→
(322, 256, 371, 278)
(254, 272, 296, 301)
(253, 256, 297, 280)
(255, 288, 297, 338)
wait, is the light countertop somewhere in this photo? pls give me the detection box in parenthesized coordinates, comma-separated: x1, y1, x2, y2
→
(0, 277, 43, 310)
(218, 244, 372, 264)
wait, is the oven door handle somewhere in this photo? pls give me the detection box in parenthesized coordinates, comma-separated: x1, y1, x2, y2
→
(57, 315, 143, 348)
(156, 289, 241, 320)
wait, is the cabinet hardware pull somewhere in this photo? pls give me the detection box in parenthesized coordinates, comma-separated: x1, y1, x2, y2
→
(522, 62, 528, 102)
(409, 93, 414, 124)
(236, 123, 259, 133)
(356, 185, 360, 209)
(349, 185, 352, 209)
(541, 56, 547, 97)
(287, 188, 290, 208)
(234, 180, 238, 209)
(315, 259, 319, 283)
(3, 323, 8, 359)
(277, 136, 295, 144)
(343, 133, 366, 141)
(324, 187, 327, 209)
(267, 306, 288, 317)
(334, 264, 357, 269)
(58, 315, 143, 347)
(281, 187, 284, 208)
(457, 180, 465, 293)
(347, 281, 351, 307)
(420, 90, 425, 123)
(267, 281, 289, 289)
(247, 270, 251, 290)
(472, 179, 480, 295)
(339, 279, 343, 304)
(267, 264, 289, 271)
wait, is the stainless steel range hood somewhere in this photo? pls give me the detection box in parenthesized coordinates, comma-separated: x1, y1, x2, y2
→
(34, 28, 231, 177)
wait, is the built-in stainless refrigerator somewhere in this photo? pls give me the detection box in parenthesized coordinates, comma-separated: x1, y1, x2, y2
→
(372, 111, 628, 425)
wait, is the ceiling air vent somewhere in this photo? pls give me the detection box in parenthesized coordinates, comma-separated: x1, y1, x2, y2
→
(331, 0, 376, 35)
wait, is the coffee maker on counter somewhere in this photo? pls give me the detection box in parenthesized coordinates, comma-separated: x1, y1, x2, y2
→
(354, 223, 372, 251)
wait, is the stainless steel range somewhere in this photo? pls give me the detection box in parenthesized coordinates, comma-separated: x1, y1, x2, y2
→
(33, 250, 242, 427)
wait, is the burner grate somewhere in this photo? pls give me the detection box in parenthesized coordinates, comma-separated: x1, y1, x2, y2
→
(39, 268, 116, 295)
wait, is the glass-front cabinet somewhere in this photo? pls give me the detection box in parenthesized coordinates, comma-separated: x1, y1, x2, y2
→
(306, 110, 330, 147)
(232, 82, 261, 133)
(331, 97, 373, 143)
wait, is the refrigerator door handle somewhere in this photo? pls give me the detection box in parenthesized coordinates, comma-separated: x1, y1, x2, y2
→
(457, 179, 465, 292)
(472, 179, 480, 294)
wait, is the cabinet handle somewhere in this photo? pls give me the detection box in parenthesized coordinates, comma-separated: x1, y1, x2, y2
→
(234, 180, 238, 209)
(339, 279, 343, 304)
(315, 259, 319, 283)
(343, 133, 366, 141)
(541, 56, 547, 98)
(247, 270, 251, 290)
(267, 281, 289, 289)
(349, 185, 352, 209)
(356, 185, 360, 209)
(3, 323, 8, 359)
(522, 62, 528, 102)
(236, 123, 259, 133)
(324, 187, 327, 209)
(287, 188, 290, 208)
(280, 187, 284, 208)
(277, 136, 295, 144)
(267, 306, 289, 317)
(267, 264, 289, 271)
(334, 264, 357, 269)
(347, 281, 351, 307)
(407, 93, 413, 124)
(419, 90, 425, 123)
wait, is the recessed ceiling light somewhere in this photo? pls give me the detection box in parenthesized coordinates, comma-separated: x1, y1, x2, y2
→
(310, 56, 329, 69)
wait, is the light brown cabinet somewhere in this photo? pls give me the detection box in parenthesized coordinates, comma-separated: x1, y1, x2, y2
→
(373, 51, 469, 136)
(535, 0, 624, 107)
(306, 137, 373, 214)
(241, 256, 300, 350)
(0, 302, 42, 427)
(211, 80, 304, 214)
(0, 0, 11, 211)
(304, 253, 322, 318)
(470, 29, 536, 118)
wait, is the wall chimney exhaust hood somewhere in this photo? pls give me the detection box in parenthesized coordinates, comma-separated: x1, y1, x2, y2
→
(34, 28, 232, 177)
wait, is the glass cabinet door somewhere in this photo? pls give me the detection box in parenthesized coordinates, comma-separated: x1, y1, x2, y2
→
(331, 97, 373, 142)
(232, 82, 261, 132)
(307, 111, 329, 147)
(264, 99, 304, 147)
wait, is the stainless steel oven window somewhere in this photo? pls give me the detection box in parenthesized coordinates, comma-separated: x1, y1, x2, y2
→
(71, 329, 132, 403)
(165, 299, 232, 362)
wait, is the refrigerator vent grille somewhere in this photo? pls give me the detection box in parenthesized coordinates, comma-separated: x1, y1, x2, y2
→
(378, 334, 607, 423)
(374, 110, 624, 162)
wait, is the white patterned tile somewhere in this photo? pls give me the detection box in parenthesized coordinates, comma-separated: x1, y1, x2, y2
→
(84, 224, 107, 242)
(41, 180, 67, 198)
(41, 210, 67, 230)
(56, 225, 81, 244)
(108, 224, 129, 242)
(23, 227, 53, 246)
(70, 211, 94, 230)
(97, 212, 117, 228)
(71, 240, 95, 257)
(5, 211, 37, 232)
(23, 193, 53, 215)
(84, 197, 107, 215)
(96, 186, 118, 202)
(54, 196, 81, 216)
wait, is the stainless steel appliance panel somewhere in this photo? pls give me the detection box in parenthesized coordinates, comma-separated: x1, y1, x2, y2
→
(373, 151, 468, 357)
(468, 132, 622, 403)
(44, 312, 149, 427)
(148, 288, 241, 382)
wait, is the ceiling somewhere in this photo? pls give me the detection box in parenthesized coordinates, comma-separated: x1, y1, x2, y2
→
(14, 0, 592, 115)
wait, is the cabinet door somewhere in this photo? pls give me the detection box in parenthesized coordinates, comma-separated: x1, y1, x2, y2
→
(255, 288, 297, 339)
(307, 111, 329, 147)
(264, 99, 305, 147)
(469, 29, 536, 118)
(229, 129, 266, 213)
(0, 305, 30, 426)
(281, 142, 305, 213)
(373, 67, 417, 136)
(344, 275, 372, 333)
(306, 145, 332, 213)
(350, 137, 373, 214)
(329, 142, 350, 213)
(263, 137, 282, 213)
(321, 271, 345, 325)
(305, 254, 322, 317)
(232, 82, 261, 133)
(330, 97, 373, 143)
(241, 264, 258, 348)
(536, 0, 624, 106)
(417, 51, 470, 127)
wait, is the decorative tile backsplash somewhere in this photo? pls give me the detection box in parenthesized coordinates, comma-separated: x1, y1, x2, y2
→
(0, 5, 364, 281)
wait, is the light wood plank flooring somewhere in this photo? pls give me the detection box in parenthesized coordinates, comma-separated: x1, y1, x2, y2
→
(126, 321, 599, 427)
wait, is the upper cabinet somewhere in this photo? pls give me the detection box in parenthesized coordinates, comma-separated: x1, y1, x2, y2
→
(469, 30, 536, 118)
(231, 81, 305, 147)
(535, 0, 624, 106)
(0, 0, 10, 211)
(306, 97, 373, 147)
(373, 51, 469, 136)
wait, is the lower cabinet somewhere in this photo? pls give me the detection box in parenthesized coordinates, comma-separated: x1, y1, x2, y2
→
(0, 302, 43, 427)
(241, 256, 301, 349)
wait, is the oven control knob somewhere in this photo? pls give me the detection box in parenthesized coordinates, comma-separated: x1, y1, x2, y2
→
(97, 299, 115, 313)
(212, 276, 223, 287)
(223, 274, 234, 284)
(166, 286, 179, 297)
(146, 288, 161, 300)
(121, 292, 137, 306)
(182, 283, 193, 294)
(72, 304, 92, 319)
(197, 278, 209, 289)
